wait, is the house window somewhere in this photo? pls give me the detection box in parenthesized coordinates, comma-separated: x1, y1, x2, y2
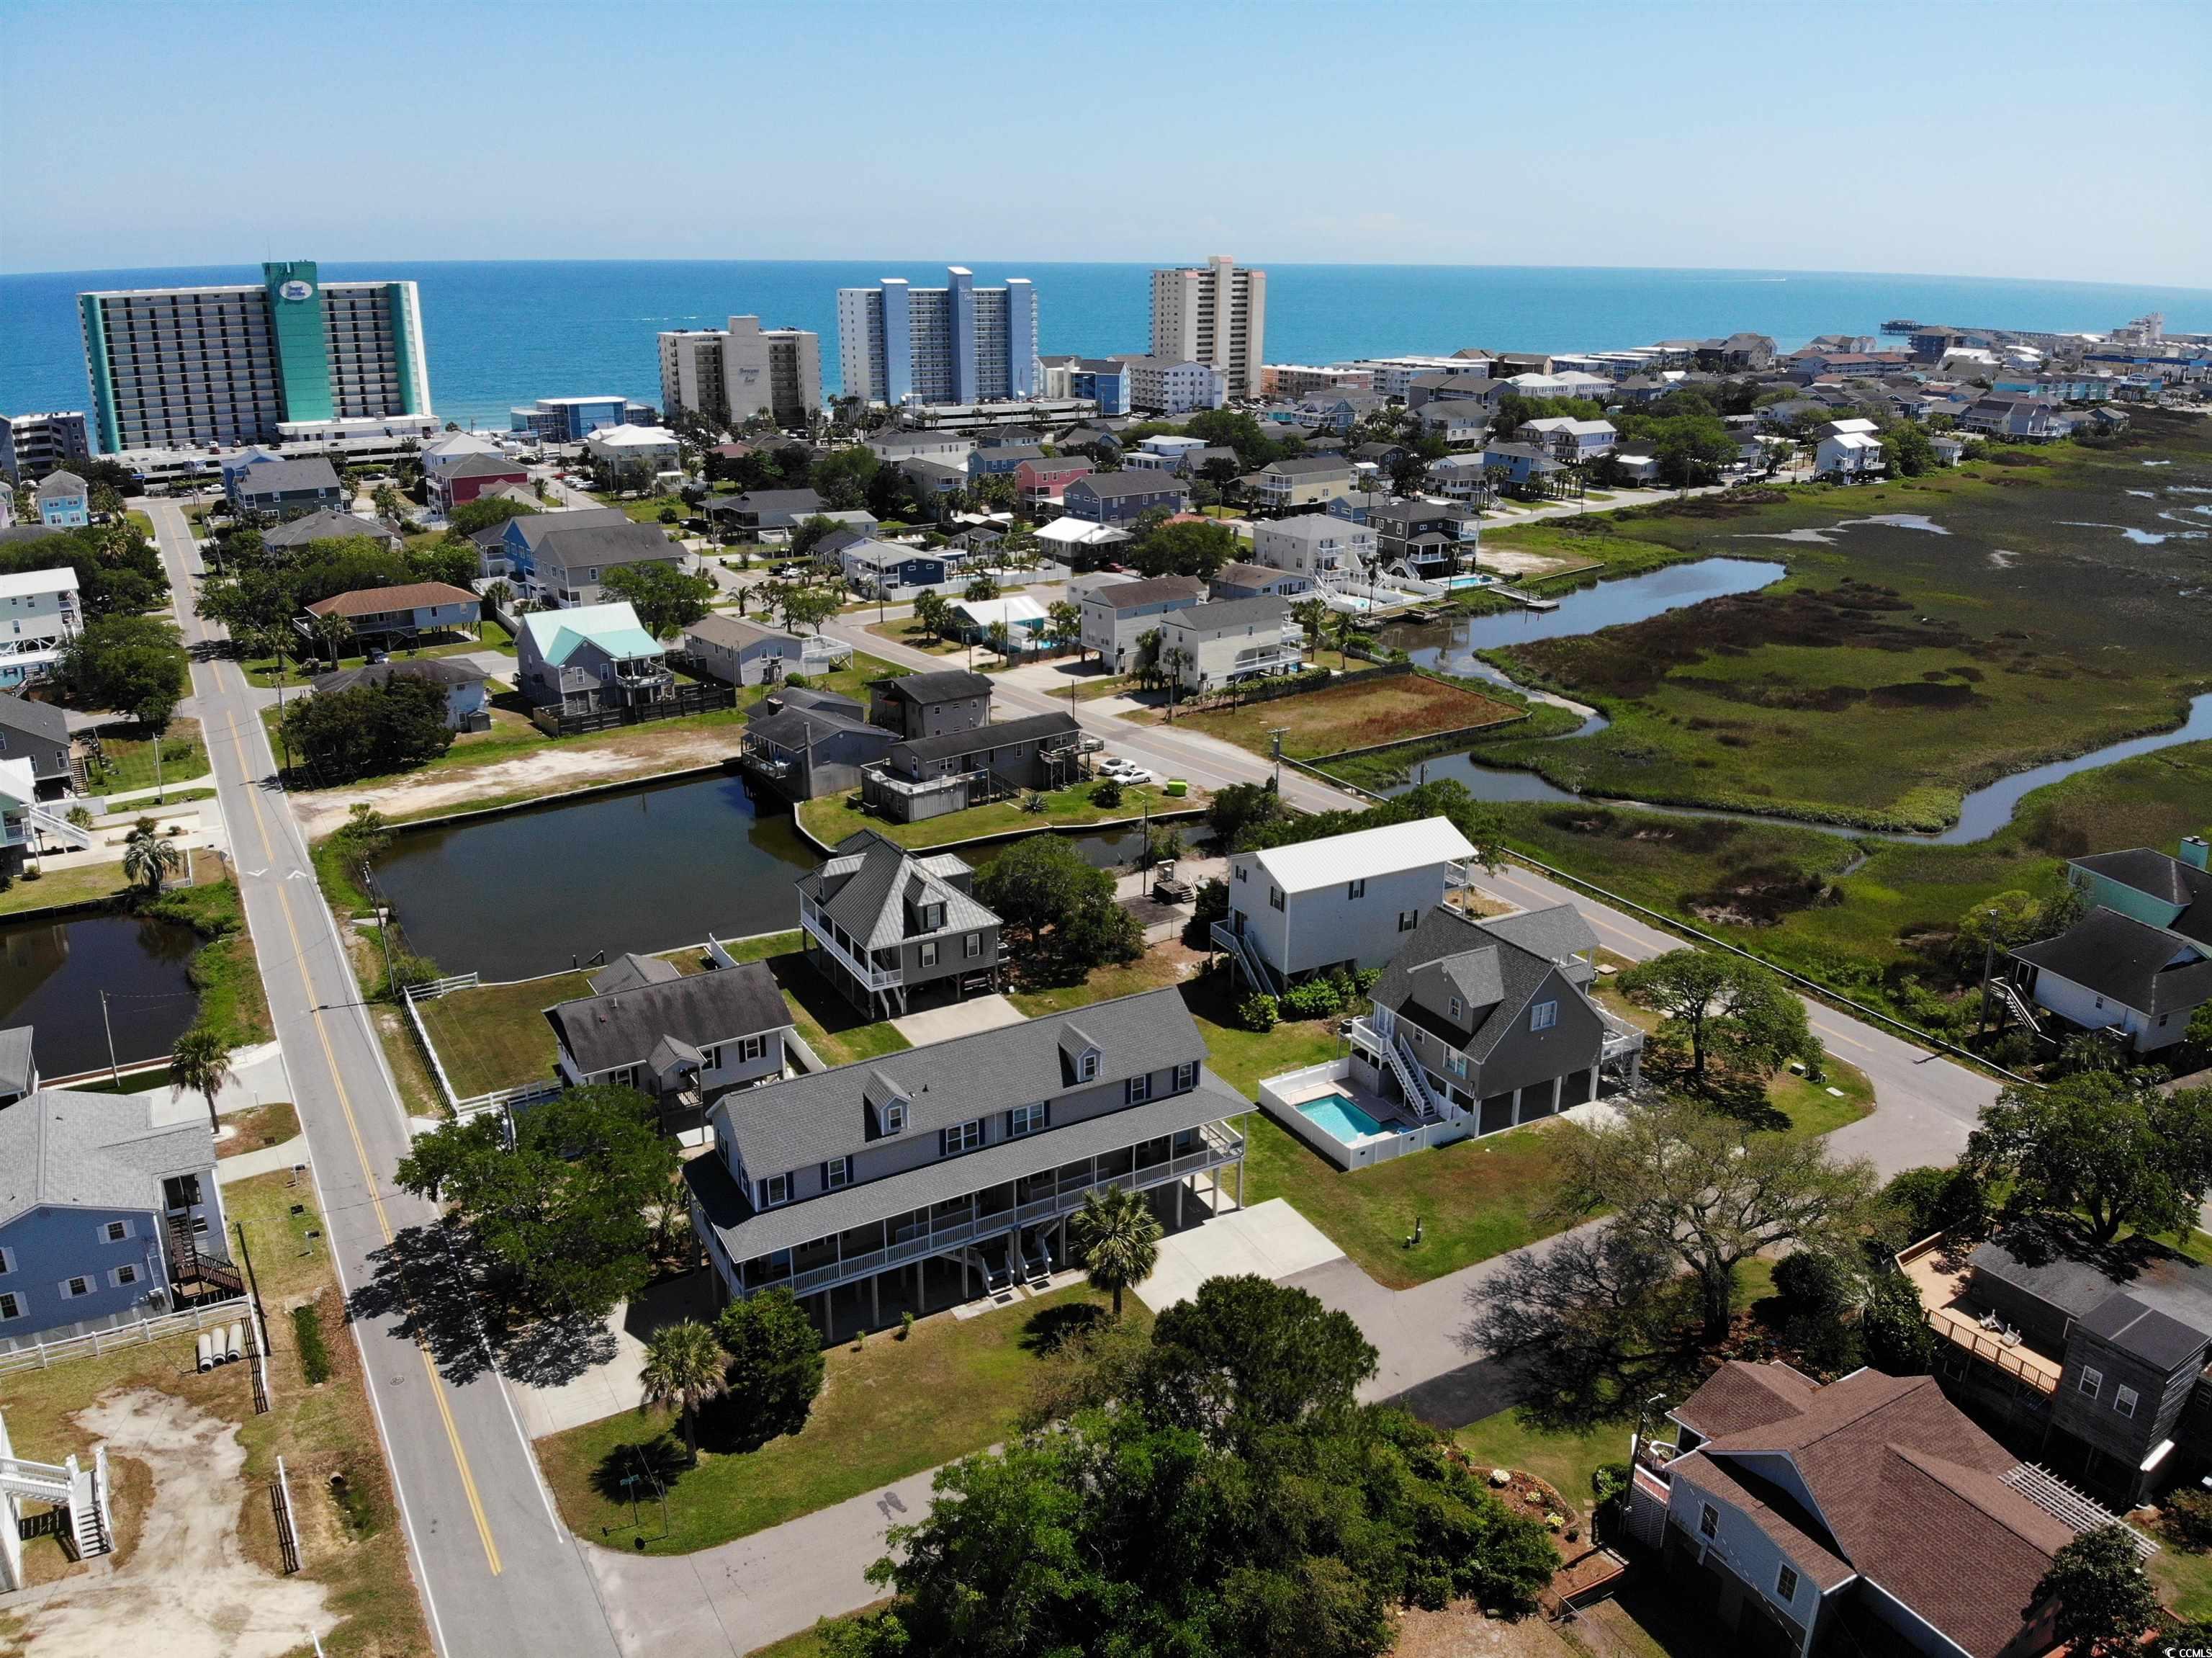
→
(940, 1119, 985, 1156)
(2078, 1366, 2103, 1400)
(920, 941, 939, 967)
(2116, 1385, 2139, 1419)
(1530, 1001, 1557, 1032)
(1268, 886, 1285, 912)
(1449, 1054, 1469, 1078)
(1126, 1073, 1154, 1104)
(701, 1045, 723, 1071)
(110, 1264, 141, 1289)
(1348, 878, 1366, 900)
(0, 1246, 13, 1275)
(1233, 863, 1246, 882)
(740, 1035, 768, 1063)
(59, 1276, 94, 1300)
(1174, 1060, 1199, 1092)
(760, 1173, 791, 1208)
(1776, 1565, 1799, 1603)
(101, 1219, 132, 1243)
(965, 933, 983, 959)
(1698, 1503, 1719, 1540)
(0, 1291, 22, 1322)
(883, 1101, 907, 1134)
(823, 1155, 853, 1191)
(1009, 1103, 1048, 1137)
(1078, 1051, 1099, 1083)
(1448, 995, 1462, 1020)
(1398, 910, 1419, 932)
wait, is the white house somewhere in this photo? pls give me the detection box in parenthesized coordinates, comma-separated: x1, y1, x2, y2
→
(1154, 596, 1303, 694)
(1516, 417, 1617, 463)
(1815, 418, 1884, 479)
(1215, 817, 1478, 987)
(585, 423, 682, 485)
(1249, 516, 1374, 583)
(0, 566, 81, 687)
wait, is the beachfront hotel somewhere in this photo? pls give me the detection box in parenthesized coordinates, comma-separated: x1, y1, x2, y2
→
(835, 267, 1038, 407)
(77, 260, 433, 453)
(657, 315, 823, 430)
(1150, 254, 1267, 400)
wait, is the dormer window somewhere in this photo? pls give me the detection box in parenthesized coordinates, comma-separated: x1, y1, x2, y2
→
(883, 1099, 907, 1134)
(1078, 1050, 1099, 1082)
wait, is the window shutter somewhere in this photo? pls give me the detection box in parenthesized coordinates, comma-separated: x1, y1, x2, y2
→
(819, 1162, 830, 1190)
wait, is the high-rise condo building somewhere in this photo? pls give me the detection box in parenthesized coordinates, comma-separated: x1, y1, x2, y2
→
(77, 261, 432, 454)
(0, 411, 91, 483)
(836, 269, 1038, 406)
(1149, 255, 1267, 400)
(657, 315, 824, 429)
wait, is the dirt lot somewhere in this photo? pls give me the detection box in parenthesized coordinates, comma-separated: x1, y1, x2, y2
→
(1170, 673, 1520, 761)
(7, 1389, 333, 1658)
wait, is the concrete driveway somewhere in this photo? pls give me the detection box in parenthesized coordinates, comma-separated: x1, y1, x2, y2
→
(890, 993, 1026, 1046)
(1136, 1198, 1345, 1310)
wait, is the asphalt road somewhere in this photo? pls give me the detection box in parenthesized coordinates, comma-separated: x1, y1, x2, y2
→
(141, 498, 621, 1658)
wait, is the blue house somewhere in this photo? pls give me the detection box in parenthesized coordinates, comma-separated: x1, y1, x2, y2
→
(1069, 359, 1131, 418)
(34, 470, 89, 528)
(966, 444, 1047, 479)
(0, 1063, 237, 1348)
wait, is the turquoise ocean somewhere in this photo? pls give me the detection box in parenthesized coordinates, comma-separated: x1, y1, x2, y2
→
(4, 261, 2208, 431)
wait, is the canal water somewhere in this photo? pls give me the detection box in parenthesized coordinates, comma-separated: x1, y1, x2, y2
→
(372, 769, 1169, 984)
(0, 912, 202, 1077)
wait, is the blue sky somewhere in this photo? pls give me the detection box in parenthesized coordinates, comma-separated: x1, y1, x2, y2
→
(4, 1, 2207, 283)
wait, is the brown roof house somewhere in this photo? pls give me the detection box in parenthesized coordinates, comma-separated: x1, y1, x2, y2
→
(1633, 1360, 2139, 1658)
(302, 582, 481, 648)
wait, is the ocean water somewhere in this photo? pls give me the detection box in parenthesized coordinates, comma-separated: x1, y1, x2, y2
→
(4, 260, 2206, 432)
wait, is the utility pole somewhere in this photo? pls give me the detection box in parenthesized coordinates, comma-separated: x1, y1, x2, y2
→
(100, 990, 120, 1086)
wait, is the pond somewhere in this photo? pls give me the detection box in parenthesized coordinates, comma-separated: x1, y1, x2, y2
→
(0, 912, 203, 1078)
(374, 771, 1164, 983)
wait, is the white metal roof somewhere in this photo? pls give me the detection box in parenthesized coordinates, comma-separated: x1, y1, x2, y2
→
(1248, 816, 1475, 895)
(0, 567, 79, 601)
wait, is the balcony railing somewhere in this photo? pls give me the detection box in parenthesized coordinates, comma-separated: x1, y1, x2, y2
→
(799, 905, 902, 991)
(761, 1124, 1246, 1301)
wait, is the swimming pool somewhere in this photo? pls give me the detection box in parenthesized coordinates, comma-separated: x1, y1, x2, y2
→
(1298, 1093, 1389, 1144)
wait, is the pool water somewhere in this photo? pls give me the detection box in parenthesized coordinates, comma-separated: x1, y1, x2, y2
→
(1298, 1093, 1389, 1144)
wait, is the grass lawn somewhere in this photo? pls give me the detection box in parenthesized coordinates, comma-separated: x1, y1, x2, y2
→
(865, 617, 964, 657)
(83, 716, 207, 793)
(0, 1170, 431, 1653)
(242, 626, 514, 689)
(1006, 944, 1197, 1018)
(1165, 672, 1520, 763)
(145, 867, 273, 1049)
(537, 1283, 1140, 1556)
(1454, 1412, 1629, 1515)
(798, 779, 1200, 853)
(1468, 414, 2212, 829)
(218, 1098, 300, 1153)
(2155, 1544, 2212, 1621)
(0, 856, 148, 916)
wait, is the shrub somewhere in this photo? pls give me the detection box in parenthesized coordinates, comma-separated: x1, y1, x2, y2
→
(1237, 993, 1279, 1033)
(1090, 776, 1124, 808)
(2164, 1488, 2212, 1552)
(899, 1311, 915, 1341)
(292, 1302, 333, 1384)
(1279, 977, 1345, 1020)
(1773, 1250, 1853, 1317)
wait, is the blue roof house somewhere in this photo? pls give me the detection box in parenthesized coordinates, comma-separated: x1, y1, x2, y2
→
(515, 601, 675, 714)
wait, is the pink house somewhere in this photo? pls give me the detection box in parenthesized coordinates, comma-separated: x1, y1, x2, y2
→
(1014, 457, 1093, 511)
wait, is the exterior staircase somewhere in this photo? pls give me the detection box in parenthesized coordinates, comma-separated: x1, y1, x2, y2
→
(1210, 920, 1282, 998)
(1, 1422, 115, 1590)
(166, 1218, 245, 1301)
(24, 804, 94, 851)
(1989, 980, 2048, 1042)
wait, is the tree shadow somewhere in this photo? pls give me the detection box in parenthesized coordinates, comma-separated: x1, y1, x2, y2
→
(345, 1216, 617, 1387)
(588, 1432, 691, 1507)
(1020, 1300, 1108, 1355)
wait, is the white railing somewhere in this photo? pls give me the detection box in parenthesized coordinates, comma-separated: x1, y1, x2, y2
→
(24, 805, 94, 850)
(451, 1078, 565, 1125)
(1210, 919, 1280, 997)
(405, 971, 481, 1000)
(799, 906, 902, 991)
(1599, 1009, 1646, 1059)
(761, 1126, 1245, 1301)
(0, 1296, 246, 1374)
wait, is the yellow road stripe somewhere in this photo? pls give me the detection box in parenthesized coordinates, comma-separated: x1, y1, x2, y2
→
(219, 691, 503, 1576)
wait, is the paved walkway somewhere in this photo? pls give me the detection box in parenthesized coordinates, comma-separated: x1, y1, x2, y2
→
(216, 1134, 308, 1184)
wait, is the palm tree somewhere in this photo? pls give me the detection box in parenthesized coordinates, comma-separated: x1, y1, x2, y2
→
(169, 1027, 234, 1135)
(122, 816, 183, 895)
(639, 1319, 728, 1464)
(1068, 1186, 1161, 1319)
(310, 609, 352, 668)
(1290, 597, 1329, 658)
(1332, 609, 1358, 669)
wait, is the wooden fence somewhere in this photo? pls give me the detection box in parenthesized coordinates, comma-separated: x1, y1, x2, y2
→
(531, 682, 734, 738)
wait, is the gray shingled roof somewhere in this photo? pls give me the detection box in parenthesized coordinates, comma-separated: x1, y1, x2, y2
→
(1082, 575, 1205, 611)
(310, 659, 488, 695)
(527, 520, 680, 574)
(233, 456, 341, 497)
(503, 507, 628, 549)
(1069, 472, 1184, 500)
(1478, 903, 1599, 969)
(797, 831, 997, 951)
(0, 1086, 214, 1227)
(874, 668, 991, 707)
(716, 987, 1204, 1183)
(887, 709, 1079, 769)
(589, 952, 685, 995)
(0, 694, 71, 745)
(262, 508, 397, 549)
(2072, 848, 2212, 917)
(1971, 1235, 2212, 1342)
(1262, 455, 1354, 476)
(545, 960, 791, 1077)
(1373, 905, 1565, 1059)
(688, 614, 788, 653)
(747, 705, 886, 750)
(1161, 596, 1291, 635)
(2010, 907, 2212, 1015)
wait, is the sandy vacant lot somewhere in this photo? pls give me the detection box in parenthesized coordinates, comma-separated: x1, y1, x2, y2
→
(12, 1389, 332, 1658)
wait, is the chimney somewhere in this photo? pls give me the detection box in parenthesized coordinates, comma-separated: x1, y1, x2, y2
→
(2182, 835, 2210, 871)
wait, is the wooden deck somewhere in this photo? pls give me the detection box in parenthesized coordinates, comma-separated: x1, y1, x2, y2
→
(1899, 1238, 2061, 1394)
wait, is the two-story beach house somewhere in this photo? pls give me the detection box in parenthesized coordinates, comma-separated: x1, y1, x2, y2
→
(868, 669, 992, 740)
(796, 832, 1006, 1020)
(2000, 836, 2212, 1053)
(739, 686, 896, 801)
(1154, 596, 1303, 694)
(1624, 1360, 2112, 1658)
(1251, 455, 1356, 511)
(0, 694, 76, 795)
(858, 709, 1084, 823)
(514, 601, 674, 714)
(1249, 516, 1374, 585)
(0, 566, 81, 688)
(544, 956, 793, 1132)
(683, 614, 852, 687)
(0, 1080, 239, 1350)
(472, 507, 685, 608)
(1077, 575, 1206, 673)
(301, 582, 481, 651)
(685, 987, 1249, 1334)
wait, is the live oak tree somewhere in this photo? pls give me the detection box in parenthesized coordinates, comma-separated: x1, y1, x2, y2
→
(1967, 1071, 2212, 1245)
(2035, 1524, 2159, 1657)
(601, 561, 716, 639)
(1547, 1100, 1876, 1341)
(279, 675, 454, 783)
(1138, 1274, 1376, 1446)
(53, 613, 188, 720)
(1616, 949, 1822, 1090)
(395, 1085, 678, 1321)
(714, 1286, 825, 1444)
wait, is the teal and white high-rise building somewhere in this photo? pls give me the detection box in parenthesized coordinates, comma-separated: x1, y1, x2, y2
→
(836, 267, 1037, 407)
(78, 260, 433, 454)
